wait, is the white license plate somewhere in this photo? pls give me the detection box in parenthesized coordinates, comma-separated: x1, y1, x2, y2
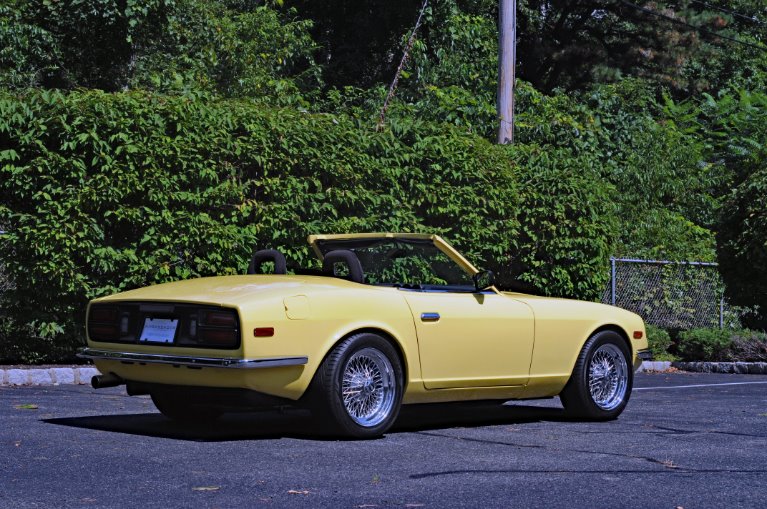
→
(139, 318, 178, 344)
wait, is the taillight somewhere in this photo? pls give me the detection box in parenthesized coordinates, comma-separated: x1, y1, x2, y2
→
(197, 309, 239, 348)
(203, 310, 238, 327)
(201, 329, 238, 346)
(88, 305, 120, 341)
(90, 306, 117, 323)
(89, 324, 118, 341)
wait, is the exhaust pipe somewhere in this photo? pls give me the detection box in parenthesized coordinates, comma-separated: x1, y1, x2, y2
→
(91, 373, 125, 389)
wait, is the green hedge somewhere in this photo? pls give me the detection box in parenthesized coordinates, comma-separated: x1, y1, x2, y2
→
(646, 324, 675, 361)
(676, 328, 767, 362)
(0, 90, 616, 362)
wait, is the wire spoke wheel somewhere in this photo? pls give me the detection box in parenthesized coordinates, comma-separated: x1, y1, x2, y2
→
(310, 333, 403, 437)
(560, 331, 633, 420)
(341, 347, 396, 427)
(588, 343, 628, 411)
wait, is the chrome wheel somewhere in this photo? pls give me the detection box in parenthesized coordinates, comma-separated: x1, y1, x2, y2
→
(588, 343, 629, 411)
(341, 347, 396, 427)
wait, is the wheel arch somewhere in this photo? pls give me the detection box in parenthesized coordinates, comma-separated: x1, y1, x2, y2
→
(314, 326, 410, 392)
(588, 324, 632, 354)
(561, 324, 633, 385)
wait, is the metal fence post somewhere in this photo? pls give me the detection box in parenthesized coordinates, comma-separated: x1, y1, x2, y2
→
(720, 296, 724, 329)
(610, 257, 616, 306)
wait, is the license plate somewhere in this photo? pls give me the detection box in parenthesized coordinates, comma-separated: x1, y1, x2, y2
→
(139, 318, 178, 344)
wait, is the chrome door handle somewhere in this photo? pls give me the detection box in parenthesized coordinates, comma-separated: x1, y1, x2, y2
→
(420, 312, 440, 322)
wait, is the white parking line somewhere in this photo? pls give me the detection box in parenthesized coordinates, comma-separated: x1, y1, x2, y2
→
(634, 381, 767, 391)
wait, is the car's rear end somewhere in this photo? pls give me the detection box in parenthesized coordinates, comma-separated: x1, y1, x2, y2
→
(79, 276, 322, 418)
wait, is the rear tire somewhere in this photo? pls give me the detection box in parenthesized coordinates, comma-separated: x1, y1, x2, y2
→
(309, 333, 403, 438)
(150, 391, 223, 423)
(560, 330, 632, 420)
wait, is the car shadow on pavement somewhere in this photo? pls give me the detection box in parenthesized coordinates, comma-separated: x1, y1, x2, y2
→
(42, 400, 571, 442)
(393, 400, 569, 433)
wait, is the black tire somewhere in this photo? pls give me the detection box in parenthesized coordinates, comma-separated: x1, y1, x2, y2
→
(309, 332, 404, 438)
(559, 330, 633, 420)
(150, 391, 223, 423)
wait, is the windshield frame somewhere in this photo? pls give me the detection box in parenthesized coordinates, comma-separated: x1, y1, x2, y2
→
(308, 233, 479, 292)
(308, 233, 479, 278)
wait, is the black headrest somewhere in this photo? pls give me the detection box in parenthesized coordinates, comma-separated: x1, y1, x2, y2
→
(248, 249, 287, 275)
(322, 249, 365, 284)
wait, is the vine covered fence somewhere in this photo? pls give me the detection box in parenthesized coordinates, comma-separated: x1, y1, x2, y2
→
(601, 257, 743, 330)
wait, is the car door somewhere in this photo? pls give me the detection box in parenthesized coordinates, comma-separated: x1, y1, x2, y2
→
(402, 290, 535, 389)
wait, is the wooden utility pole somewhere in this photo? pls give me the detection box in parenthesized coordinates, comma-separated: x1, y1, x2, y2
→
(497, 0, 516, 144)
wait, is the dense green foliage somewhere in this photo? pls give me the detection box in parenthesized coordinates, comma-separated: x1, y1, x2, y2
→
(664, 89, 767, 327)
(0, 0, 322, 103)
(677, 328, 734, 361)
(717, 169, 767, 328)
(646, 324, 675, 361)
(649, 326, 767, 362)
(0, 90, 616, 362)
(284, 0, 767, 95)
(504, 144, 616, 297)
(1, 0, 766, 362)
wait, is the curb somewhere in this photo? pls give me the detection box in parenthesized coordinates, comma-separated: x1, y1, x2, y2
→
(636, 361, 767, 374)
(671, 361, 767, 374)
(636, 361, 673, 372)
(2, 361, 767, 387)
(0, 367, 101, 387)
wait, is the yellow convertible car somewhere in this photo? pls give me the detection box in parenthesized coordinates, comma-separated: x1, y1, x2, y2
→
(79, 233, 649, 438)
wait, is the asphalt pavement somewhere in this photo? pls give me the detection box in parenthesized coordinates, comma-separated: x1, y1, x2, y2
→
(2, 372, 767, 508)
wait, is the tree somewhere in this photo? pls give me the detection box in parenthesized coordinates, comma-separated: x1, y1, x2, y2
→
(284, 0, 424, 88)
(717, 169, 767, 329)
(516, 0, 767, 95)
(0, 0, 322, 103)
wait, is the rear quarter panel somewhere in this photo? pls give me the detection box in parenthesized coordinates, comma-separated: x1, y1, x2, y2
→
(88, 277, 422, 400)
(235, 283, 422, 399)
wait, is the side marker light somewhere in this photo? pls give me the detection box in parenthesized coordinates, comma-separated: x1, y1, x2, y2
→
(254, 327, 275, 337)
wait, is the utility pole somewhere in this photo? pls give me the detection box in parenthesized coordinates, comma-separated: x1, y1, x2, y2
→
(497, 0, 516, 144)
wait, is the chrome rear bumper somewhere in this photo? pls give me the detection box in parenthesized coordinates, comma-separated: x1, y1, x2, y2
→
(78, 348, 308, 369)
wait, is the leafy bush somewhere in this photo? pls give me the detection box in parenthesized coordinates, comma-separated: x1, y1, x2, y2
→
(392, 77, 717, 262)
(675, 328, 767, 362)
(676, 328, 733, 361)
(503, 144, 617, 298)
(0, 89, 619, 362)
(646, 324, 675, 361)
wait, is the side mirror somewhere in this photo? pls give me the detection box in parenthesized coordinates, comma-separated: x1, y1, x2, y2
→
(472, 269, 495, 292)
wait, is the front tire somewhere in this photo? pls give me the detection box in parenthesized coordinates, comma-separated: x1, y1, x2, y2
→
(560, 330, 633, 420)
(309, 333, 403, 438)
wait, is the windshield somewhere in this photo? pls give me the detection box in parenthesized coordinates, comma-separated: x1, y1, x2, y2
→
(314, 238, 474, 289)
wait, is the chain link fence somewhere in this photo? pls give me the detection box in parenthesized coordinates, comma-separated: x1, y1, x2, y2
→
(601, 257, 744, 330)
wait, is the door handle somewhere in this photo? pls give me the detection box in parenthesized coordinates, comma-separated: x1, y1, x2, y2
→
(420, 312, 440, 322)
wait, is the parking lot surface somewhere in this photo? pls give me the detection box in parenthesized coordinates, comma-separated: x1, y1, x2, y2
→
(3, 372, 767, 508)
